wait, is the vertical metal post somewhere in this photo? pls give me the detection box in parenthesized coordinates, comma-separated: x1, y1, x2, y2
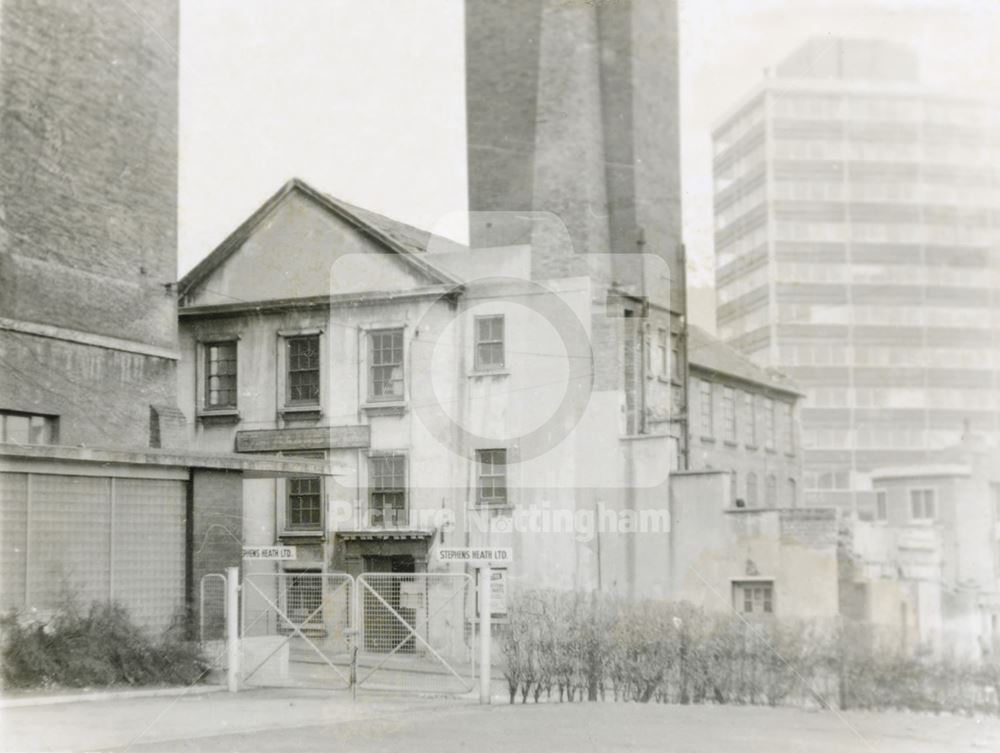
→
(109, 477, 116, 600)
(479, 564, 492, 704)
(226, 566, 240, 693)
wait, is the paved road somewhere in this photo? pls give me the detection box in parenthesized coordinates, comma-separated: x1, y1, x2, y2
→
(3, 688, 999, 753)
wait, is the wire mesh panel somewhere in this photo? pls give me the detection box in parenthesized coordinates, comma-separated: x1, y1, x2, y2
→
(197, 573, 228, 684)
(199, 573, 227, 643)
(240, 572, 353, 689)
(357, 573, 475, 694)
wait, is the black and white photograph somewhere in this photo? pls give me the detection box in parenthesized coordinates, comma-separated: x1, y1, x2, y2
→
(1, 1, 1000, 751)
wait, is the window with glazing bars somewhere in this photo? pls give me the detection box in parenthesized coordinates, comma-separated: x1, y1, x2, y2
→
(746, 472, 759, 508)
(699, 380, 714, 437)
(780, 402, 794, 453)
(205, 341, 237, 408)
(0, 411, 58, 445)
(657, 329, 668, 377)
(287, 476, 322, 530)
(369, 454, 406, 526)
(287, 335, 320, 404)
(475, 316, 505, 370)
(744, 391, 756, 446)
(734, 581, 773, 614)
(910, 488, 936, 520)
(875, 490, 888, 521)
(369, 329, 404, 400)
(722, 387, 736, 442)
(477, 449, 507, 505)
(764, 397, 775, 449)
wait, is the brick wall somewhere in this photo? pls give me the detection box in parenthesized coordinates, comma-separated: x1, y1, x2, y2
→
(190, 470, 244, 589)
(465, 0, 684, 312)
(188, 469, 243, 638)
(780, 507, 838, 549)
(0, 0, 179, 349)
(0, 330, 178, 448)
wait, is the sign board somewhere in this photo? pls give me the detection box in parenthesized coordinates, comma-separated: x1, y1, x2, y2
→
(399, 581, 423, 611)
(477, 568, 508, 618)
(437, 547, 512, 566)
(242, 545, 297, 561)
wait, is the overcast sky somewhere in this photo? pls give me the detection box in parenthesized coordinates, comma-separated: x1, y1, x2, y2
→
(179, 0, 1000, 328)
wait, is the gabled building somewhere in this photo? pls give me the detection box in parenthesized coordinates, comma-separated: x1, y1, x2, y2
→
(176, 177, 845, 625)
(177, 178, 680, 600)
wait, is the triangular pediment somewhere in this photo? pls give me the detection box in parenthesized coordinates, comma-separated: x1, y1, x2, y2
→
(179, 179, 458, 307)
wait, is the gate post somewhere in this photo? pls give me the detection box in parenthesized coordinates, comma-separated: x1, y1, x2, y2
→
(479, 565, 492, 704)
(226, 566, 240, 693)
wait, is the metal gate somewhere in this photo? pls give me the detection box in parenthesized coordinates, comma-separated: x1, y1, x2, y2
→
(356, 572, 476, 694)
(239, 572, 354, 689)
(206, 569, 482, 696)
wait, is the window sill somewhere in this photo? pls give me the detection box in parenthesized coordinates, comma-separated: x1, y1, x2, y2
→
(362, 402, 408, 417)
(279, 530, 324, 539)
(656, 375, 672, 385)
(745, 444, 758, 451)
(279, 405, 322, 420)
(475, 502, 512, 512)
(468, 369, 510, 379)
(765, 447, 777, 454)
(198, 409, 240, 424)
(723, 440, 738, 448)
(700, 436, 716, 444)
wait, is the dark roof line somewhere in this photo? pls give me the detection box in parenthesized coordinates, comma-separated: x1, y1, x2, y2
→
(687, 324, 803, 396)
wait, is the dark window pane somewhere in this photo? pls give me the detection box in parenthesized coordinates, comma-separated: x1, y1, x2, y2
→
(369, 455, 407, 525)
(205, 341, 238, 408)
(369, 330, 404, 399)
(287, 336, 320, 404)
(476, 449, 507, 504)
(288, 475, 321, 529)
(475, 316, 505, 369)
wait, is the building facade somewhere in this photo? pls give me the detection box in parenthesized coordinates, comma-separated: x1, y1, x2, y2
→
(842, 432, 1000, 658)
(177, 178, 679, 602)
(686, 324, 803, 510)
(176, 178, 840, 624)
(0, 0, 320, 632)
(0, 0, 184, 450)
(711, 37, 1000, 511)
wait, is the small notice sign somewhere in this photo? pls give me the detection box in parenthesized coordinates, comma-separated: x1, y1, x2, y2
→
(437, 547, 512, 565)
(242, 546, 297, 561)
(477, 568, 508, 617)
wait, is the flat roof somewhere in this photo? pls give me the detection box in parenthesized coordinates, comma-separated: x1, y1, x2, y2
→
(0, 443, 346, 478)
(870, 464, 972, 481)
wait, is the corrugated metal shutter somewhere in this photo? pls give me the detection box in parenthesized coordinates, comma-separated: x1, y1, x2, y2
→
(113, 478, 185, 632)
(29, 475, 112, 610)
(0, 473, 28, 611)
(0, 471, 186, 633)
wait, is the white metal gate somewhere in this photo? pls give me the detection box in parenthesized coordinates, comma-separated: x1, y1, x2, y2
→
(239, 572, 354, 689)
(356, 572, 476, 694)
(212, 568, 488, 698)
